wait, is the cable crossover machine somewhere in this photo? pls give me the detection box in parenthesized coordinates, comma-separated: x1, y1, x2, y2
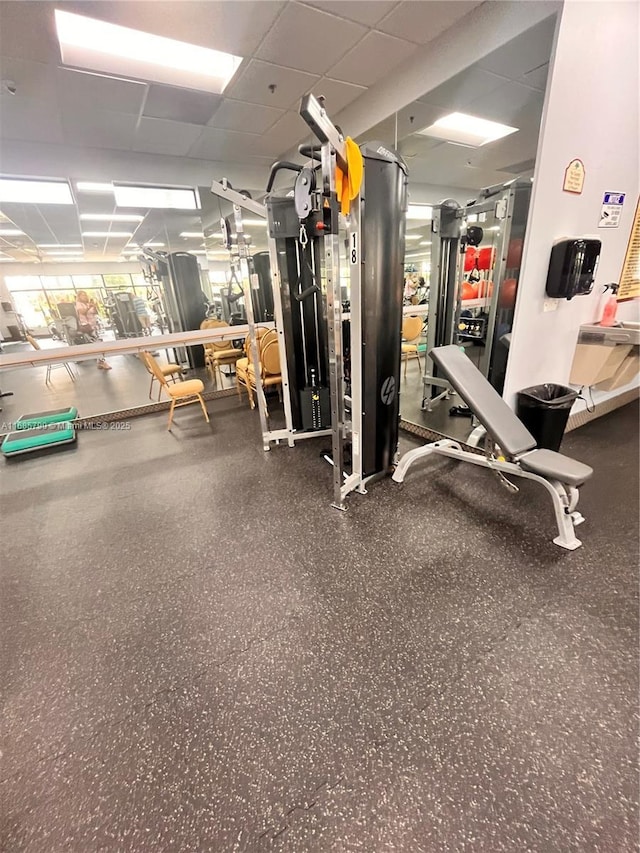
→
(211, 94, 408, 509)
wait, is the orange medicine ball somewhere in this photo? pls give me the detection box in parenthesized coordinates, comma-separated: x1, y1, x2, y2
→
(461, 281, 478, 300)
(499, 277, 518, 309)
(506, 238, 523, 268)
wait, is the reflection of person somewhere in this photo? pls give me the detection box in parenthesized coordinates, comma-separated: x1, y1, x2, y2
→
(132, 294, 151, 334)
(76, 290, 111, 370)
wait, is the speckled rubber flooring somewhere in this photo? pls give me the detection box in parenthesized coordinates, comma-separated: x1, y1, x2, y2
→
(1, 398, 638, 852)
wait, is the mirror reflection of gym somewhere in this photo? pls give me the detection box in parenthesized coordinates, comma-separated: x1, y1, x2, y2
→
(363, 15, 556, 443)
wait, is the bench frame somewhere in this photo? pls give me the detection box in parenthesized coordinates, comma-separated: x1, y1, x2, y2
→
(393, 438, 585, 550)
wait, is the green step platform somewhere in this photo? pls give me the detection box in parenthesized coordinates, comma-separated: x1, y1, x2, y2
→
(15, 406, 78, 430)
(2, 422, 77, 457)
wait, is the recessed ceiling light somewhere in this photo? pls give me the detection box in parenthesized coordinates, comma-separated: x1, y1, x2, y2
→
(114, 185, 198, 210)
(0, 228, 24, 236)
(180, 231, 204, 238)
(76, 182, 114, 193)
(79, 214, 144, 222)
(418, 112, 518, 147)
(55, 10, 242, 94)
(407, 205, 433, 221)
(0, 178, 73, 205)
(82, 231, 133, 237)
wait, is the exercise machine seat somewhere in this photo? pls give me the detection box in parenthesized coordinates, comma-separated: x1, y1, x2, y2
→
(518, 449, 593, 486)
(430, 345, 537, 457)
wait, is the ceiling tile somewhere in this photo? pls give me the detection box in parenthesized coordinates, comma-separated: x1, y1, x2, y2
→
(132, 117, 204, 156)
(377, 1, 482, 45)
(0, 96, 65, 144)
(522, 62, 549, 92)
(0, 1, 59, 63)
(302, 0, 399, 26)
(251, 110, 313, 157)
(209, 100, 284, 134)
(0, 57, 57, 102)
(257, 3, 367, 75)
(418, 69, 507, 111)
(61, 108, 138, 151)
(225, 60, 320, 110)
(143, 85, 222, 125)
(56, 68, 147, 115)
(470, 81, 545, 127)
(477, 15, 557, 79)
(308, 78, 367, 114)
(61, 0, 286, 57)
(329, 30, 417, 87)
(187, 127, 262, 160)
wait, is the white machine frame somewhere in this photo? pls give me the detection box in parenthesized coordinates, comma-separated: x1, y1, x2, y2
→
(393, 439, 585, 550)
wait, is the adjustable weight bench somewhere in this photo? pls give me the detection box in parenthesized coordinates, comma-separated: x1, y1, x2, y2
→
(393, 345, 593, 550)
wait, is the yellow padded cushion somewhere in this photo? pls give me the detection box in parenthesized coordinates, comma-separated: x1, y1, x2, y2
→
(402, 344, 418, 353)
(213, 348, 242, 360)
(168, 379, 204, 398)
(162, 364, 181, 375)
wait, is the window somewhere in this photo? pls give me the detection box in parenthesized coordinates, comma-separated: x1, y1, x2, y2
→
(41, 275, 74, 290)
(103, 274, 133, 288)
(5, 276, 43, 292)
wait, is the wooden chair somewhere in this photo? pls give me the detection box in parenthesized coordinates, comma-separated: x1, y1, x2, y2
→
(142, 351, 210, 429)
(139, 351, 182, 400)
(200, 318, 243, 386)
(27, 334, 76, 384)
(235, 327, 273, 403)
(246, 338, 282, 411)
(401, 315, 424, 378)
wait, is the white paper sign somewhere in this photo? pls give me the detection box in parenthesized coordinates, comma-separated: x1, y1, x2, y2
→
(599, 191, 625, 228)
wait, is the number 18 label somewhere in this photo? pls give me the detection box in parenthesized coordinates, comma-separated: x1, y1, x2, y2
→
(350, 232, 358, 265)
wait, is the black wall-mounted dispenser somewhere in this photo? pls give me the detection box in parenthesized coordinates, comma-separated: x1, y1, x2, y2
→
(545, 238, 602, 300)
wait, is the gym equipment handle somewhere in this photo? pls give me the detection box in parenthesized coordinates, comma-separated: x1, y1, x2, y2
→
(266, 161, 303, 193)
(294, 284, 321, 303)
(298, 144, 322, 162)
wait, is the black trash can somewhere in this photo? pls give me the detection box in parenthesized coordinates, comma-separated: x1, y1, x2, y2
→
(516, 384, 578, 451)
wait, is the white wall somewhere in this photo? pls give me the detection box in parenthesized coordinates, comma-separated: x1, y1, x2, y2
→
(504, 0, 640, 410)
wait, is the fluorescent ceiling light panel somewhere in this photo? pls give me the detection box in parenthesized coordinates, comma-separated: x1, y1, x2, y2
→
(407, 205, 433, 221)
(142, 242, 165, 247)
(242, 220, 267, 227)
(82, 231, 133, 237)
(418, 112, 518, 147)
(114, 185, 198, 210)
(0, 178, 73, 205)
(180, 232, 204, 238)
(0, 228, 24, 236)
(80, 214, 144, 222)
(55, 10, 242, 94)
(419, 241, 431, 246)
(76, 182, 114, 193)
(405, 234, 422, 240)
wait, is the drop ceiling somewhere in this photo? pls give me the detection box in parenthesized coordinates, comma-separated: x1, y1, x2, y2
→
(0, 1, 556, 263)
(364, 15, 556, 191)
